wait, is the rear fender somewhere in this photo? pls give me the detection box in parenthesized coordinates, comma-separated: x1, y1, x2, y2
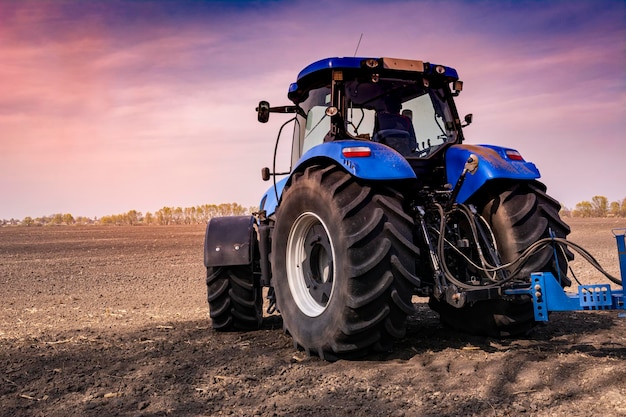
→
(260, 140, 416, 216)
(446, 144, 541, 203)
(204, 216, 256, 267)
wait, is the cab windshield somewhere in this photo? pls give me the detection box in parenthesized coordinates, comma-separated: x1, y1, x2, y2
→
(293, 76, 459, 163)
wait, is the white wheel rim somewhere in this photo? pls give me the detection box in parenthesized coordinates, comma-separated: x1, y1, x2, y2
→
(285, 212, 336, 317)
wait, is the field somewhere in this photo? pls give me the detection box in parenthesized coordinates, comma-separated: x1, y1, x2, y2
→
(1, 218, 625, 416)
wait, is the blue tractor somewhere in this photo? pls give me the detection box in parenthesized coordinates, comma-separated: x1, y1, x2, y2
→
(204, 57, 574, 359)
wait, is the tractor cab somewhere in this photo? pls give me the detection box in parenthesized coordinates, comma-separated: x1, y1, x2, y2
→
(258, 57, 471, 168)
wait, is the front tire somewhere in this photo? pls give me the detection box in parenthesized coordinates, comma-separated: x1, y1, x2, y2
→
(272, 164, 419, 359)
(430, 180, 572, 337)
(207, 265, 263, 331)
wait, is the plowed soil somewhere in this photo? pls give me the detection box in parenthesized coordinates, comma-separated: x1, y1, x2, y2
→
(1, 218, 625, 416)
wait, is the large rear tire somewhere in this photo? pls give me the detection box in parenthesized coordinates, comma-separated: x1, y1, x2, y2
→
(430, 180, 572, 337)
(272, 164, 420, 359)
(207, 265, 263, 331)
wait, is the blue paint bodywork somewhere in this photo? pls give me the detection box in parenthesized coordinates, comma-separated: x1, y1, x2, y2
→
(261, 142, 543, 215)
(287, 56, 459, 103)
(445, 144, 541, 203)
(259, 140, 415, 216)
(291, 57, 459, 80)
(296, 140, 415, 180)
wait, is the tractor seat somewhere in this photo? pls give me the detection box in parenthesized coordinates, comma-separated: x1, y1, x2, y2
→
(373, 129, 415, 156)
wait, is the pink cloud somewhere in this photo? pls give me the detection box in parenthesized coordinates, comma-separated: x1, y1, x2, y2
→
(0, 0, 624, 218)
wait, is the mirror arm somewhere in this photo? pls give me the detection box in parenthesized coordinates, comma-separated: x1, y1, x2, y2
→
(268, 105, 298, 114)
(270, 105, 305, 118)
(257, 102, 303, 123)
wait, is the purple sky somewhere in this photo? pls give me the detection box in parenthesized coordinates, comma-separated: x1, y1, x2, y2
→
(1, 0, 624, 219)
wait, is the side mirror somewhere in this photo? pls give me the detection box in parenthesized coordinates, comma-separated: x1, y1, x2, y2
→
(261, 167, 270, 181)
(462, 113, 473, 127)
(257, 101, 270, 123)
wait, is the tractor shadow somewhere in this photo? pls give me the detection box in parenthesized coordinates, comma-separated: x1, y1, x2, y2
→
(261, 299, 625, 362)
(383, 300, 626, 361)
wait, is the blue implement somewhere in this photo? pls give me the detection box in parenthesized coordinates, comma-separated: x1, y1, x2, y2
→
(613, 229, 626, 282)
(506, 231, 626, 321)
(506, 272, 625, 322)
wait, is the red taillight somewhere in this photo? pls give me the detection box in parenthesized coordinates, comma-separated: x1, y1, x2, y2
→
(342, 146, 371, 158)
(505, 150, 524, 161)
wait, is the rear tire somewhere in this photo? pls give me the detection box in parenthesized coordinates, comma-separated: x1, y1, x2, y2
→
(207, 265, 263, 331)
(481, 181, 571, 283)
(430, 180, 572, 337)
(272, 164, 420, 359)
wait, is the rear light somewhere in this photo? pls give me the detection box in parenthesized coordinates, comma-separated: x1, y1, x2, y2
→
(505, 149, 524, 161)
(342, 146, 371, 158)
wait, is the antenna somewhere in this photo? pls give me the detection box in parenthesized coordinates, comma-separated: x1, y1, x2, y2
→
(353, 33, 363, 56)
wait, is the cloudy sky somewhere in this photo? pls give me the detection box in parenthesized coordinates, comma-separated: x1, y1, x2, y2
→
(1, 0, 624, 219)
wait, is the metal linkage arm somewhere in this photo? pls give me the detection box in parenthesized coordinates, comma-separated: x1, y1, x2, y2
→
(506, 272, 625, 322)
(614, 228, 626, 282)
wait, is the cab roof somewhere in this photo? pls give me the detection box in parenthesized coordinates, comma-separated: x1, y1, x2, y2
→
(287, 56, 459, 103)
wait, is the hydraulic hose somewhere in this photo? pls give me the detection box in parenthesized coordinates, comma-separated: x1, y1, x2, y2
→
(431, 203, 623, 291)
(271, 117, 297, 203)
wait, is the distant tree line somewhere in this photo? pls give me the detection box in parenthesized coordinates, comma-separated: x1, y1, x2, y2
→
(560, 196, 626, 218)
(0, 203, 256, 226)
(2, 196, 625, 226)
